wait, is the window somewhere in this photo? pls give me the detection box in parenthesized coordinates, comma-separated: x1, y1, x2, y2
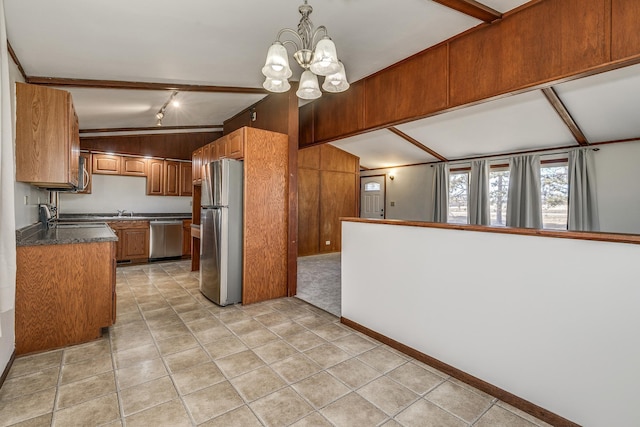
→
(489, 170, 510, 226)
(364, 182, 381, 192)
(540, 165, 568, 229)
(448, 172, 469, 224)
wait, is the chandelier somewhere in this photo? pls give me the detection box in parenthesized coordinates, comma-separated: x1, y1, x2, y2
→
(261, 0, 349, 100)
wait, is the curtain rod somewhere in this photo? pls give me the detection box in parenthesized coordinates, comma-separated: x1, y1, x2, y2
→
(440, 146, 599, 167)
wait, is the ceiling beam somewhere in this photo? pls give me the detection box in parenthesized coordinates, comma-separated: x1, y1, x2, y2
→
(79, 125, 223, 134)
(25, 76, 268, 94)
(7, 41, 27, 81)
(388, 127, 449, 162)
(541, 87, 589, 146)
(432, 0, 502, 23)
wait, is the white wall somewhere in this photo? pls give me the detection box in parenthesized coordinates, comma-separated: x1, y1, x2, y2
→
(342, 221, 640, 427)
(361, 164, 434, 221)
(59, 174, 191, 214)
(594, 141, 640, 234)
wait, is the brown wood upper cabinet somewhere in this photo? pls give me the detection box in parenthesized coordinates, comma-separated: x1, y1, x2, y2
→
(224, 131, 244, 159)
(147, 159, 191, 196)
(122, 156, 147, 176)
(15, 82, 80, 189)
(192, 147, 203, 184)
(93, 153, 121, 175)
(179, 162, 192, 196)
(146, 159, 164, 195)
(164, 160, 180, 196)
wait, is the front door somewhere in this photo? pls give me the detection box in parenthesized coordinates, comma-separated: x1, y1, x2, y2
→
(360, 175, 385, 219)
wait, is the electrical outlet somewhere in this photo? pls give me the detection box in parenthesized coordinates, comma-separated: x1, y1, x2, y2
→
(325, 240, 331, 245)
(390, 201, 395, 206)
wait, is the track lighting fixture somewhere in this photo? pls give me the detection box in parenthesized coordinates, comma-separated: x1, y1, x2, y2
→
(155, 91, 178, 126)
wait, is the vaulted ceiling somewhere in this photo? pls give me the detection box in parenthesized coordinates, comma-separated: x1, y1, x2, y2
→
(5, 0, 638, 166)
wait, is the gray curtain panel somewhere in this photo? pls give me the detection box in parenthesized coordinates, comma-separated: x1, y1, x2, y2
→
(469, 160, 490, 225)
(568, 148, 600, 231)
(506, 155, 542, 228)
(431, 163, 449, 223)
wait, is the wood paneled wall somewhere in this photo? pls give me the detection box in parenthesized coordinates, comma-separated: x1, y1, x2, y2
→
(81, 131, 221, 160)
(298, 144, 359, 256)
(300, 0, 640, 147)
(611, 0, 640, 61)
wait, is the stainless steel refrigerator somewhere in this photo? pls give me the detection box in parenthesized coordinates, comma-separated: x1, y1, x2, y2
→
(200, 158, 243, 306)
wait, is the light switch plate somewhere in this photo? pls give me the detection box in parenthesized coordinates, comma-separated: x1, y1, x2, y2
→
(325, 240, 330, 245)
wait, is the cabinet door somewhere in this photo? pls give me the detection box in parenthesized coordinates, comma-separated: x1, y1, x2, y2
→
(182, 220, 192, 256)
(225, 130, 244, 159)
(68, 104, 80, 187)
(121, 227, 150, 260)
(202, 144, 211, 178)
(192, 148, 202, 184)
(164, 160, 180, 196)
(93, 154, 121, 175)
(15, 83, 78, 188)
(122, 157, 147, 176)
(77, 152, 92, 194)
(146, 159, 164, 195)
(179, 162, 192, 196)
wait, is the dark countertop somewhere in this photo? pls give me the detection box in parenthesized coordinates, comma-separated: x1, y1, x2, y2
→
(16, 223, 118, 247)
(59, 213, 192, 222)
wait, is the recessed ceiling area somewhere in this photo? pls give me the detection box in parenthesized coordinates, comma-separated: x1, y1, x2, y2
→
(330, 130, 439, 169)
(553, 63, 640, 144)
(396, 90, 577, 160)
(64, 88, 266, 129)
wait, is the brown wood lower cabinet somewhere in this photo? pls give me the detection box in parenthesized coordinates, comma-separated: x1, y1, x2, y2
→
(15, 241, 116, 355)
(182, 220, 192, 257)
(107, 221, 150, 262)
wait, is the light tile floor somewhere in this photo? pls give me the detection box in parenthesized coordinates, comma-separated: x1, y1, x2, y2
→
(0, 261, 552, 426)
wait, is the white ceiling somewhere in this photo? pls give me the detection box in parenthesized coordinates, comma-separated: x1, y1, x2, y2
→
(5, 0, 636, 167)
(67, 89, 265, 129)
(553, 63, 640, 144)
(396, 90, 577, 160)
(330, 130, 439, 169)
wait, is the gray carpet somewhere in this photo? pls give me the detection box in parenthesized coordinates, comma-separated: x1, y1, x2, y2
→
(296, 252, 341, 317)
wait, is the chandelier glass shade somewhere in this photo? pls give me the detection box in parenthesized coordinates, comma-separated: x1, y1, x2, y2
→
(262, 1, 349, 100)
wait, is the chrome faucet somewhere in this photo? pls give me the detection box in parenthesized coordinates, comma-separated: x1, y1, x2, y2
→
(117, 209, 126, 217)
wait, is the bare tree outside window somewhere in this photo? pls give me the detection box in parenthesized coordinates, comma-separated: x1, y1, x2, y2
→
(448, 172, 469, 224)
(489, 170, 510, 226)
(540, 166, 568, 229)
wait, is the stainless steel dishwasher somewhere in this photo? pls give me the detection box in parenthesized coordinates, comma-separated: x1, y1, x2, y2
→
(149, 220, 183, 259)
